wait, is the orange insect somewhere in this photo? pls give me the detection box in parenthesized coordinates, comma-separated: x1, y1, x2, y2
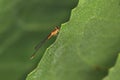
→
(30, 26, 60, 59)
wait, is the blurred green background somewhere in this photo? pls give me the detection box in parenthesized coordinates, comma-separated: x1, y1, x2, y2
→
(0, 0, 78, 80)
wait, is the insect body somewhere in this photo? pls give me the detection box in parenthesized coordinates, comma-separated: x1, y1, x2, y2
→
(30, 26, 60, 59)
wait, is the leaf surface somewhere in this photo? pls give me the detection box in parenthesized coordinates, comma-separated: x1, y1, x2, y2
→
(26, 0, 120, 80)
(103, 53, 120, 80)
(0, 0, 77, 80)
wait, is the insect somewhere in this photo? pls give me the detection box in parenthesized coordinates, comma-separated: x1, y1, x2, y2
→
(30, 26, 60, 59)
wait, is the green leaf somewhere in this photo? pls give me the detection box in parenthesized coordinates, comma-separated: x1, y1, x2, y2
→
(103, 53, 120, 80)
(0, 0, 77, 80)
(26, 0, 120, 80)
